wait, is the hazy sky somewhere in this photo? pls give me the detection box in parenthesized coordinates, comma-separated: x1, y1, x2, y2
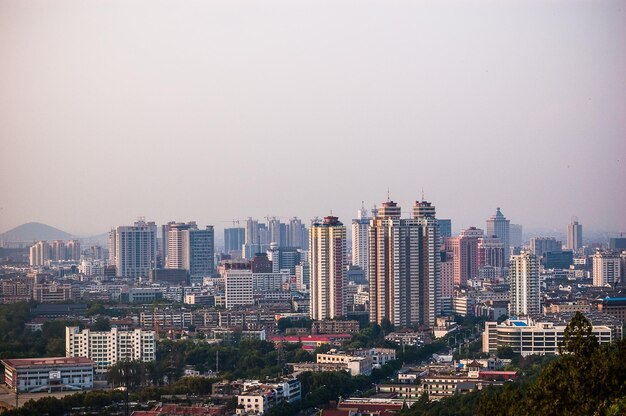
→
(1, 0, 625, 237)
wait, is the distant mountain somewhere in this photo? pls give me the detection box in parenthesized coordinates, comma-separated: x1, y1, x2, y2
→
(0, 222, 75, 242)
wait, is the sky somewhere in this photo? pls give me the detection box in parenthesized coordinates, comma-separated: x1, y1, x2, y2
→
(1, 0, 625, 237)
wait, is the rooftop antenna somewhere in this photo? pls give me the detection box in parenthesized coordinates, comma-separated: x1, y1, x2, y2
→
(421, 187, 425, 201)
(387, 188, 390, 202)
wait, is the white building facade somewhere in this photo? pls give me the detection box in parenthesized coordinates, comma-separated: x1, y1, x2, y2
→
(65, 326, 156, 374)
(509, 251, 541, 316)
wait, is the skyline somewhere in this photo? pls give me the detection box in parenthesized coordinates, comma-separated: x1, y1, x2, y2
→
(1, 0, 625, 235)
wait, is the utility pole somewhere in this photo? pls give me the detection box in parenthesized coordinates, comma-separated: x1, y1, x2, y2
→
(123, 359, 130, 416)
(14, 376, 18, 409)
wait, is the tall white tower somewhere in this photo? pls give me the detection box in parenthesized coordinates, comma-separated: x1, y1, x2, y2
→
(509, 251, 541, 316)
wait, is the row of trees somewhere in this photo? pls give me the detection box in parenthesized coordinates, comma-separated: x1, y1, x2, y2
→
(0, 303, 73, 360)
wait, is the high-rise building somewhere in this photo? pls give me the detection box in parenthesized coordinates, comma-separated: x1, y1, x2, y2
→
(188, 226, 215, 278)
(166, 222, 195, 269)
(310, 216, 346, 320)
(368, 200, 439, 328)
(166, 222, 214, 278)
(295, 258, 310, 291)
(440, 252, 454, 298)
(351, 204, 371, 281)
(486, 208, 510, 263)
(530, 237, 562, 258)
(477, 236, 505, 269)
(438, 219, 452, 239)
(267, 246, 301, 275)
(224, 227, 245, 256)
(268, 217, 283, 246)
(109, 219, 157, 278)
(444, 227, 483, 286)
(509, 251, 541, 316)
(287, 217, 307, 249)
(509, 224, 523, 248)
(29, 241, 50, 266)
(245, 218, 259, 245)
(50, 240, 66, 261)
(592, 251, 621, 287)
(66, 240, 81, 261)
(412, 201, 441, 327)
(566, 218, 583, 252)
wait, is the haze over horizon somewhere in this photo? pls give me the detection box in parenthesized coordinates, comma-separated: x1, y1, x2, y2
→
(1, 0, 625, 236)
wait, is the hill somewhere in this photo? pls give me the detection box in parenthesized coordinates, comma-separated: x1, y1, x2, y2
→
(0, 222, 75, 242)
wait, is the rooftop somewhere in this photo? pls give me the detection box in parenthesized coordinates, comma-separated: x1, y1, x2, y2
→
(2, 357, 94, 368)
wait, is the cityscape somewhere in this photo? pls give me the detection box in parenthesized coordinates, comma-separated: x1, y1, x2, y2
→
(1, 0, 625, 415)
(0, 202, 625, 415)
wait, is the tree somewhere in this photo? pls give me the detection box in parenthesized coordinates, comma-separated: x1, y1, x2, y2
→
(559, 311, 598, 356)
(91, 316, 111, 331)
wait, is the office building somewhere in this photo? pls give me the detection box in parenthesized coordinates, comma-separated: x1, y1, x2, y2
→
(109, 219, 157, 278)
(509, 251, 541, 316)
(267, 245, 301, 275)
(224, 226, 245, 256)
(187, 226, 214, 277)
(66, 326, 156, 374)
(486, 208, 510, 263)
(310, 216, 346, 320)
(593, 251, 621, 287)
(351, 204, 371, 281)
(609, 237, 626, 251)
(478, 236, 505, 269)
(438, 219, 452, 239)
(149, 269, 189, 285)
(225, 270, 254, 308)
(530, 237, 562, 258)
(543, 250, 574, 269)
(566, 218, 583, 252)
(166, 222, 214, 278)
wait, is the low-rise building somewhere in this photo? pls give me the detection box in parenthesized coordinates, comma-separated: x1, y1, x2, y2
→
(236, 378, 301, 415)
(311, 320, 360, 335)
(316, 350, 373, 376)
(483, 313, 622, 356)
(600, 297, 626, 323)
(1, 357, 94, 393)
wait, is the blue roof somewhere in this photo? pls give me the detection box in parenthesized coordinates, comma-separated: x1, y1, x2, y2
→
(512, 321, 528, 327)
